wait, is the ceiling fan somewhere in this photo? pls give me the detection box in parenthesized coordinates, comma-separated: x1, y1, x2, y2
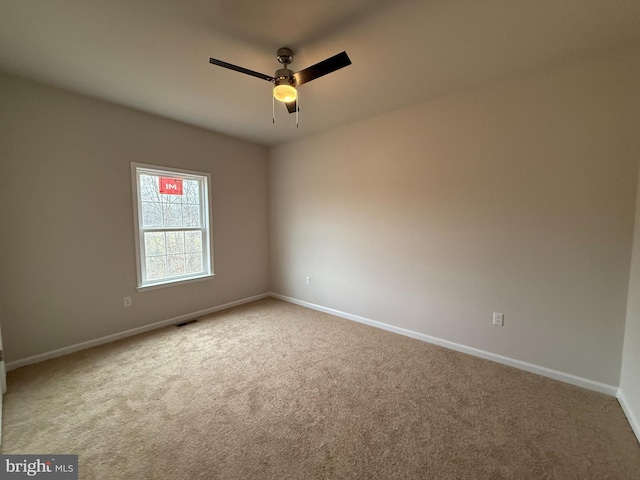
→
(209, 47, 351, 122)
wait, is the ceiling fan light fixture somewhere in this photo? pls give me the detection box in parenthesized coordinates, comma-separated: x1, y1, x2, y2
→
(273, 83, 297, 103)
(210, 48, 351, 117)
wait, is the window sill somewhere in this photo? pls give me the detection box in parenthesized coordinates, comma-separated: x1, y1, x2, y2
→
(137, 273, 215, 292)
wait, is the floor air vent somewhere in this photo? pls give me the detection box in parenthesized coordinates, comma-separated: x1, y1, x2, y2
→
(175, 319, 198, 328)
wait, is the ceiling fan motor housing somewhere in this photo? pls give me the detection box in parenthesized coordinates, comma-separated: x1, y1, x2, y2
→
(274, 68, 295, 86)
(276, 47, 294, 66)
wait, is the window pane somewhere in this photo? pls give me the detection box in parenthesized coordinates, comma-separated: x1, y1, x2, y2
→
(183, 180, 200, 205)
(141, 202, 163, 227)
(144, 232, 166, 256)
(139, 174, 161, 202)
(186, 253, 203, 273)
(184, 231, 202, 253)
(163, 203, 182, 227)
(166, 231, 185, 254)
(183, 205, 200, 227)
(164, 193, 183, 205)
(167, 254, 185, 276)
(146, 256, 166, 280)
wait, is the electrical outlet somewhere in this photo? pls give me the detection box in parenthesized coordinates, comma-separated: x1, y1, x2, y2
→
(305, 276, 311, 285)
(124, 296, 132, 307)
(492, 312, 504, 326)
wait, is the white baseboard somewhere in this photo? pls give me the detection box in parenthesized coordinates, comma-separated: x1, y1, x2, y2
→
(617, 389, 640, 444)
(6, 291, 620, 399)
(270, 293, 619, 397)
(6, 293, 271, 372)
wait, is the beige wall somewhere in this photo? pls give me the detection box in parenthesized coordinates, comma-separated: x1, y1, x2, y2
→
(0, 74, 270, 362)
(269, 47, 640, 386)
(620, 168, 640, 437)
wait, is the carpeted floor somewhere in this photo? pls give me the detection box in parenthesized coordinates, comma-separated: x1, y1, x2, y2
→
(2, 297, 639, 479)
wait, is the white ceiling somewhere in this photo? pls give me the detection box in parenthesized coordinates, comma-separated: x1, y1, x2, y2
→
(1, 0, 640, 146)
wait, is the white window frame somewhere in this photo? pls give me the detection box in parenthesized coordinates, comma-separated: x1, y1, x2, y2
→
(131, 163, 214, 290)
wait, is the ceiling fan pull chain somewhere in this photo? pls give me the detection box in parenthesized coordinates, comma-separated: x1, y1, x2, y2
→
(296, 91, 299, 128)
(272, 91, 275, 124)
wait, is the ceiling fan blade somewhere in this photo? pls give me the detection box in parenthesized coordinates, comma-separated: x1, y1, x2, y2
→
(209, 58, 274, 82)
(285, 101, 298, 114)
(293, 51, 351, 86)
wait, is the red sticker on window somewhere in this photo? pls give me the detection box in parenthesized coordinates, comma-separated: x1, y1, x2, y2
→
(159, 177, 183, 195)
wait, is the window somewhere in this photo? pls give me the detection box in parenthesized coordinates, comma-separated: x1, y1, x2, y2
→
(132, 163, 213, 289)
